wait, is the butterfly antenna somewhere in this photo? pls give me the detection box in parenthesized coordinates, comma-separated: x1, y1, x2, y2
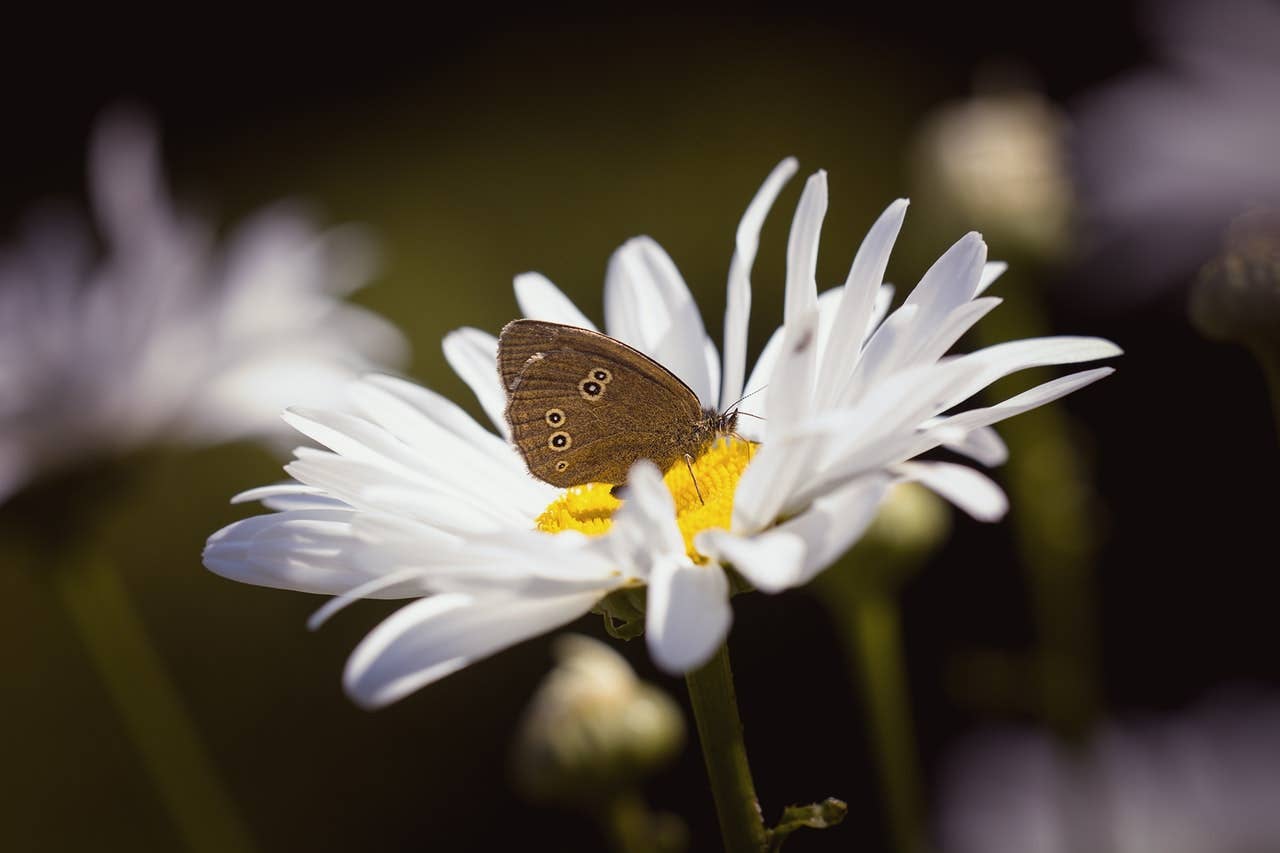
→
(684, 453, 705, 505)
(735, 410, 766, 421)
(725, 385, 768, 412)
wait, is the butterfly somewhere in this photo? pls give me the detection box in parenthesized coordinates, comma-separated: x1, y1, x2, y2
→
(497, 319, 739, 488)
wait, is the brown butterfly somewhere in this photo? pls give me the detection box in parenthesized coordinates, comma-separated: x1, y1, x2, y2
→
(497, 319, 739, 488)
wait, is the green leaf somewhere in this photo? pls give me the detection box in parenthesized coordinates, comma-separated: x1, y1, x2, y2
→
(594, 587, 647, 640)
(767, 798, 848, 851)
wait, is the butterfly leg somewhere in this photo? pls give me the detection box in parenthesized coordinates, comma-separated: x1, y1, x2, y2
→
(728, 431, 753, 461)
(684, 453, 705, 505)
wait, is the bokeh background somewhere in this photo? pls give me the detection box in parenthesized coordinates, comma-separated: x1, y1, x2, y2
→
(4, 3, 1278, 851)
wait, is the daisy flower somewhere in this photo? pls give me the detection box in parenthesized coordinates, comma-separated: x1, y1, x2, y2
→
(205, 158, 1119, 709)
(0, 108, 407, 503)
(938, 691, 1280, 853)
(1072, 0, 1280, 302)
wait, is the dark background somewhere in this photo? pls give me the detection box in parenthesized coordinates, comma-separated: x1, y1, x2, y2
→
(4, 4, 1277, 851)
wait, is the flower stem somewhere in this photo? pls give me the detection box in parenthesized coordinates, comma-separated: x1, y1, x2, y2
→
(973, 272, 1101, 736)
(848, 593, 926, 853)
(685, 643, 769, 853)
(53, 552, 257, 853)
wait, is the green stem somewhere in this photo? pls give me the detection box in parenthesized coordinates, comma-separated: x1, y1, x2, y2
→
(53, 553, 256, 853)
(973, 272, 1101, 736)
(848, 594, 926, 853)
(685, 643, 769, 853)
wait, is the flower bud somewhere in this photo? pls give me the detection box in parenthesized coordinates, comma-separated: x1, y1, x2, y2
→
(1191, 209, 1280, 347)
(914, 89, 1073, 260)
(865, 481, 951, 558)
(511, 635, 684, 805)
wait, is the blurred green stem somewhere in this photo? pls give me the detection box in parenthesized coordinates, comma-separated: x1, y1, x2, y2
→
(850, 594, 925, 853)
(974, 270, 1100, 736)
(685, 643, 768, 853)
(52, 550, 256, 853)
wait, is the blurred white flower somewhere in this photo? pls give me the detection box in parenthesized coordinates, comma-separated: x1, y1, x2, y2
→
(914, 89, 1074, 259)
(1072, 0, 1280, 302)
(205, 159, 1117, 708)
(512, 634, 684, 802)
(938, 690, 1280, 853)
(0, 109, 408, 502)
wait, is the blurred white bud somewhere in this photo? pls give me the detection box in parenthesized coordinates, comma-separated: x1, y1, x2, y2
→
(866, 482, 951, 557)
(512, 635, 685, 805)
(914, 90, 1073, 260)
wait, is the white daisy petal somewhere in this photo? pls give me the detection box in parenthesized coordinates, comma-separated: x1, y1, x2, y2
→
(837, 304, 922, 405)
(796, 365, 1118, 507)
(868, 283, 896, 335)
(513, 272, 598, 329)
(765, 307, 821, 433)
(204, 510, 374, 595)
(742, 308, 823, 521)
(307, 568, 431, 630)
(712, 475, 891, 590)
(903, 232, 988, 333)
(740, 282, 845, 414)
(976, 260, 1008, 295)
(350, 377, 551, 512)
(816, 198, 909, 407)
(784, 171, 827, 323)
(646, 557, 732, 674)
(612, 461, 685, 561)
(895, 461, 1009, 522)
(704, 339, 722, 412)
(935, 338, 1123, 414)
(232, 479, 327, 504)
(904, 297, 1003, 368)
(783, 475, 892, 579)
(359, 481, 525, 533)
(939, 425, 1009, 466)
(343, 590, 601, 710)
(722, 157, 800, 407)
(739, 284, 866, 437)
(360, 374, 513, 460)
(283, 409, 445, 484)
(730, 437, 815, 534)
(697, 528, 807, 594)
(935, 367, 1118, 435)
(604, 237, 715, 406)
(442, 327, 510, 439)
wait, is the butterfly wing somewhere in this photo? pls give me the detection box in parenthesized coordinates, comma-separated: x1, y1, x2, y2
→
(498, 320, 705, 487)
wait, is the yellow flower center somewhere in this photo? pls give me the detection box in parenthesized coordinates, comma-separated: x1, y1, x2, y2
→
(535, 438, 755, 562)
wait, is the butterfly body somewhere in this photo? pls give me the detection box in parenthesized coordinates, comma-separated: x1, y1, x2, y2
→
(498, 319, 738, 487)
